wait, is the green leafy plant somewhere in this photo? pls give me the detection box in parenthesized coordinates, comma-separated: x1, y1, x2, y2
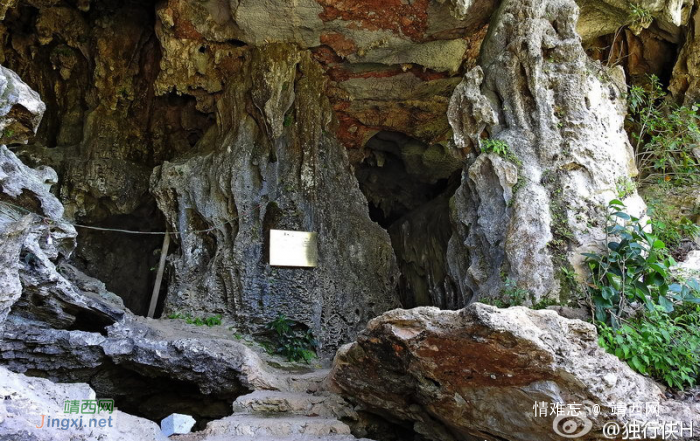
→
(639, 185, 700, 261)
(588, 202, 700, 389)
(598, 305, 700, 389)
(650, 216, 699, 254)
(629, 3, 653, 29)
(167, 312, 223, 327)
(615, 177, 637, 199)
(479, 276, 530, 308)
(480, 139, 522, 166)
(283, 112, 294, 127)
(583, 200, 699, 327)
(266, 314, 317, 363)
(645, 197, 700, 257)
(532, 298, 560, 310)
(503, 277, 529, 306)
(628, 75, 700, 184)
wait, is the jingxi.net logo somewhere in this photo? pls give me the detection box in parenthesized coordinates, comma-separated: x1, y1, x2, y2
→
(35, 399, 116, 430)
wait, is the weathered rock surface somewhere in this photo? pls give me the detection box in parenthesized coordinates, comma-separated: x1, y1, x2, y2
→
(329, 304, 700, 441)
(671, 6, 700, 104)
(446, 0, 644, 303)
(0, 365, 168, 441)
(2, 2, 213, 312)
(576, 0, 693, 40)
(0, 64, 79, 328)
(0, 309, 287, 395)
(172, 381, 376, 441)
(0, 64, 45, 144)
(0, 70, 279, 425)
(151, 45, 400, 352)
(0, 143, 124, 334)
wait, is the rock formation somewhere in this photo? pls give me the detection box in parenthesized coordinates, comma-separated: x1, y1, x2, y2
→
(0, 0, 699, 440)
(445, 0, 645, 303)
(576, 0, 693, 40)
(150, 45, 401, 352)
(0, 365, 168, 441)
(329, 304, 700, 441)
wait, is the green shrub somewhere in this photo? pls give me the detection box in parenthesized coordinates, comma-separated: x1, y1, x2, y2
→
(503, 277, 529, 306)
(628, 75, 700, 184)
(478, 275, 531, 308)
(647, 205, 700, 253)
(629, 4, 653, 29)
(583, 200, 700, 327)
(266, 314, 317, 363)
(480, 139, 521, 165)
(586, 201, 700, 388)
(598, 305, 700, 389)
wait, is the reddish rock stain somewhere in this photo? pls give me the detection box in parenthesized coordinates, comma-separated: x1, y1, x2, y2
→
(317, 0, 430, 41)
(320, 33, 358, 58)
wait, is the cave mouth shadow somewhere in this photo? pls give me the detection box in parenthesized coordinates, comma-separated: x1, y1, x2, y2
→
(354, 131, 464, 310)
(91, 361, 245, 432)
(70, 199, 168, 318)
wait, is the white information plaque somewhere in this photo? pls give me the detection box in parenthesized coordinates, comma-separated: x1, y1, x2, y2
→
(269, 229, 318, 268)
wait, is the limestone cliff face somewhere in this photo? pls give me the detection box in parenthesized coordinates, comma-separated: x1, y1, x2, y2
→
(1, 1, 700, 440)
(0, 0, 696, 325)
(445, 0, 645, 303)
(151, 45, 401, 351)
(0, 0, 496, 318)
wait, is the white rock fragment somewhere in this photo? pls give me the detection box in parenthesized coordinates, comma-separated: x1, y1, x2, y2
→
(161, 413, 196, 437)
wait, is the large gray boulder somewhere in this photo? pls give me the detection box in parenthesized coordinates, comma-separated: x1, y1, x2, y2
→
(1, 292, 285, 398)
(329, 304, 700, 441)
(446, 0, 644, 304)
(0, 365, 167, 441)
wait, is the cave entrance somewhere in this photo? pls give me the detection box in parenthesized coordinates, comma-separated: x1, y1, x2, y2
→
(355, 131, 464, 309)
(70, 201, 166, 317)
(92, 362, 243, 432)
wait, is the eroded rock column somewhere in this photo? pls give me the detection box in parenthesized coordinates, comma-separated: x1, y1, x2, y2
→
(151, 45, 400, 352)
(446, 0, 642, 303)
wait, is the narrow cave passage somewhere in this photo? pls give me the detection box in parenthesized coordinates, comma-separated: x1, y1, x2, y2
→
(355, 131, 465, 310)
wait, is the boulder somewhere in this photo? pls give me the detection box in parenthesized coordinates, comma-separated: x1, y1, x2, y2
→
(160, 413, 196, 437)
(0, 365, 167, 441)
(329, 304, 700, 441)
(1, 309, 284, 397)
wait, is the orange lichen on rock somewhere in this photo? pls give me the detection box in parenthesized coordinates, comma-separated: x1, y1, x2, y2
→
(320, 32, 358, 58)
(317, 0, 430, 41)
